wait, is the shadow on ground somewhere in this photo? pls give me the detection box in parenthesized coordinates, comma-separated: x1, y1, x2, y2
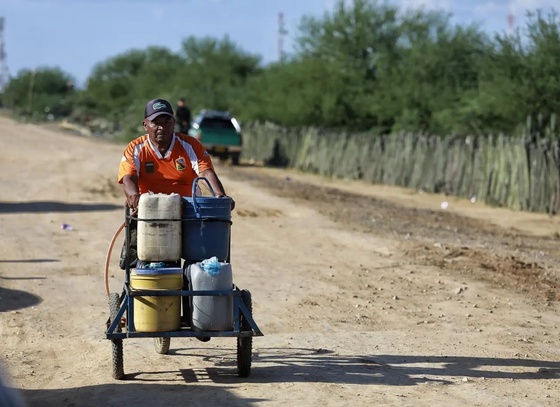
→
(125, 346, 560, 386)
(13, 348, 558, 406)
(0, 285, 42, 312)
(0, 259, 59, 264)
(20, 383, 264, 407)
(0, 201, 121, 214)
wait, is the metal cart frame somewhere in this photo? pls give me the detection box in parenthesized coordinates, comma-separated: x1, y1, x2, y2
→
(105, 205, 263, 380)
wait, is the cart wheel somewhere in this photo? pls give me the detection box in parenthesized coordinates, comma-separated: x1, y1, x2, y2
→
(237, 289, 253, 378)
(154, 337, 170, 354)
(109, 293, 125, 380)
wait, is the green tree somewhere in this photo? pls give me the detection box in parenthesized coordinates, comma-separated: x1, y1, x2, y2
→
(474, 10, 560, 135)
(293, 0, 401, 130)
(392, 16, 490, 135)
(243, 58, 345, 127)
(178, 35, 261, 115)
(2, 67, 75, 120)
(83, 46, 184, 136)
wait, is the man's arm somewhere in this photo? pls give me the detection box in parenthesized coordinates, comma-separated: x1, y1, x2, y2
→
(122, 174, 140, 209)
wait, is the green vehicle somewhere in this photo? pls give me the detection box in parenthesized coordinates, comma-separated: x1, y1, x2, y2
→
(188, 110, 242, 165)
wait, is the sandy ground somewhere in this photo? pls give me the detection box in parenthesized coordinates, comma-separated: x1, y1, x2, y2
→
(1, 115, 560, 406)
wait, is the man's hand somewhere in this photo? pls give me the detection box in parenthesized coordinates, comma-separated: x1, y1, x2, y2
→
(125, 193, 140, 210)
(122, 175, 140, 210)
(199, 169, 234, 210)
(216, 194, 235, 211)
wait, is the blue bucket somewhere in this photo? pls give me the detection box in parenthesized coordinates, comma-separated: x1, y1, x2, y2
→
(182, 177, 232, 262)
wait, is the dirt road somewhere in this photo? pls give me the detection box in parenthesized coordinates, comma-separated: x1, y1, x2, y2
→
(1, 115, 560, 406)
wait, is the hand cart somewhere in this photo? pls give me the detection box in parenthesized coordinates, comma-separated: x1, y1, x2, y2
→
(104, 187, 263, 380)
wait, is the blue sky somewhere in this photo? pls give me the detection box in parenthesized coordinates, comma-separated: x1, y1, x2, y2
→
(0, 0, 556, 86)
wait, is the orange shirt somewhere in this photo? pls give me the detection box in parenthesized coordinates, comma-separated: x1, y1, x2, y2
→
(118, 133, 214, 197)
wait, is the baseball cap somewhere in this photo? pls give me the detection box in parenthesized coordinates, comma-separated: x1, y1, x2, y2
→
(144, 98, 174, 121)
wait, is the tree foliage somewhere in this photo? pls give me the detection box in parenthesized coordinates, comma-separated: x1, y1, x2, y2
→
(2, 67, 75, 120)
(177, 35, 262, 114)
(2, 1, 560, 139)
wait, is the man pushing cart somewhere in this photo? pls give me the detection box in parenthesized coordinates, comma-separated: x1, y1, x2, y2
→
(104, 98, 262, 379)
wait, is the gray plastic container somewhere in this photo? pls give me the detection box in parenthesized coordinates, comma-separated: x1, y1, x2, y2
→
(187, 261, 233, 332)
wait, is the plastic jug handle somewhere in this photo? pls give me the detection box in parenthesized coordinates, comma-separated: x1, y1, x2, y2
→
(191, 177, 216, 218)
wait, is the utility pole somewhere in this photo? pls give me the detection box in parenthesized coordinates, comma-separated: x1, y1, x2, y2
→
(0, 17, 9, 91)
(278, 12, 287, 62)
(507, 13, 515, 36)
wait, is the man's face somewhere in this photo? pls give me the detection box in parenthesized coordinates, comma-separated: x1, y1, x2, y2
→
(144, 115, 175, 146)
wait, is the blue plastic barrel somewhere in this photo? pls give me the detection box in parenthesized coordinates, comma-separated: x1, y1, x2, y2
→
(182, 177, 232, 262)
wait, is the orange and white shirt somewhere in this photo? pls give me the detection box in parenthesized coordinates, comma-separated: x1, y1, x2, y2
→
(118, 133, 214, 197)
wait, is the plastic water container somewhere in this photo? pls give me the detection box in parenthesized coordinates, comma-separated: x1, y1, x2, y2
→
(182, 177, 231, 262)
(187, 260, 233, 332)
(130, 267, 183, 332)
(138, 193, 182, 262)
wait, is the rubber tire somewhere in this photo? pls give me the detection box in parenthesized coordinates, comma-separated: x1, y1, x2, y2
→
(237, 289, 253, 377)
(154, 337, 171, 354)
(109, 293, 125, 380)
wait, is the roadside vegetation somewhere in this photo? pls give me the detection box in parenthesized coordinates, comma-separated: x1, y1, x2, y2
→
(2, 0, 559, 140)
(2, 1, 560, 214)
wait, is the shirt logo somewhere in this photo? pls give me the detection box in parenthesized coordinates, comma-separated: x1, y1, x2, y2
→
(152, 102, 166, 110)
(145, 162, 155, 173)
(175, 157, 186, 171)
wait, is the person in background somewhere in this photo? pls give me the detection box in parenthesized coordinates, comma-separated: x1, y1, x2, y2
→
(175, 98, 192, 134)
(118, 98, 234, 270)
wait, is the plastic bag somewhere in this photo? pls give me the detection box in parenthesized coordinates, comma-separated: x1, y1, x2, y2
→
(200, 256, 222, 276)
(146, 262, 165, 269)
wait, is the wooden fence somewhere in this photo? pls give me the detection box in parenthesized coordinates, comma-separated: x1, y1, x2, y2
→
(242, 122, 560, 214)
